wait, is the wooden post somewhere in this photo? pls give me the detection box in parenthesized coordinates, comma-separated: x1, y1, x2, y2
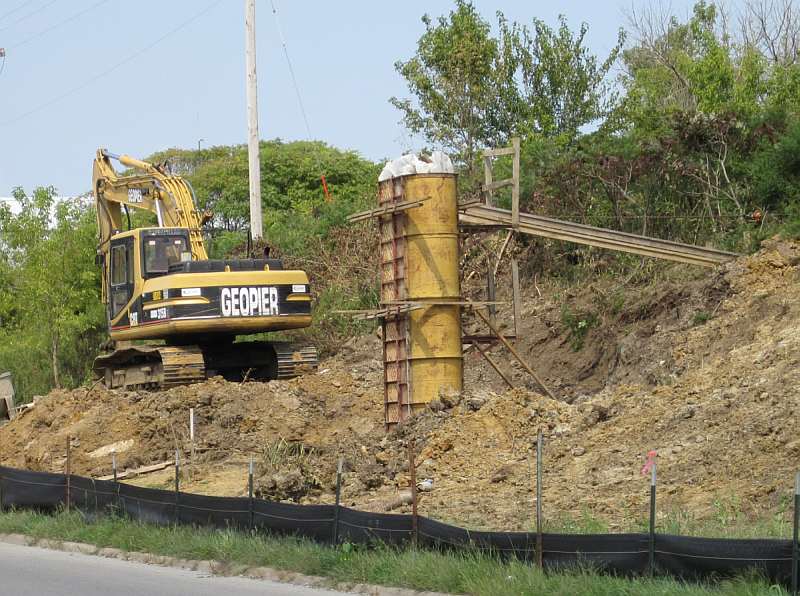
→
(473, 307, 555, 399)
(792, 471, 799, 596)
(487, 266, 497, 329)
(333, 458, 343, 545)
(65, 435, 71, 513)
(483, 155, 493, 206)
(409, 441, 418, 548)
(493, 230, 514, 278)
(245, 0, 263, 240)
(512, 137, 520, 230)
(649, 463, 657, 577)
(248, 458, 255, 530)
(536, 430, 543, 568)
(512, 258, 521, 337)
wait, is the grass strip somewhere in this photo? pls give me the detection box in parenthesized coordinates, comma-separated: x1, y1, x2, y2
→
(0, 509, 788, 595)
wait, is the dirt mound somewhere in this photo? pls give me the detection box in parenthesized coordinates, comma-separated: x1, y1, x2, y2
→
(2, 238, 799, 531)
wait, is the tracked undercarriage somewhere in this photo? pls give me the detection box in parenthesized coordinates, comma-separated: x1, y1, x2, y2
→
(93, 341, 318, 390)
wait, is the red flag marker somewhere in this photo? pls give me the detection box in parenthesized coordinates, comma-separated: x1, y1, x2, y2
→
(641, 450, 658, 475)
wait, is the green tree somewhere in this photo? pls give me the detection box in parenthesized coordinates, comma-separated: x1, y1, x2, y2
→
(149, 140, 379, 256)
(513, 16, 625, 141)
(0, 188, 105, 401)
(390, 1, 516, 171)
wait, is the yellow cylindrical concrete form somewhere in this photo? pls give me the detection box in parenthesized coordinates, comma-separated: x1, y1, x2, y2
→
(403, 174, 462, 413)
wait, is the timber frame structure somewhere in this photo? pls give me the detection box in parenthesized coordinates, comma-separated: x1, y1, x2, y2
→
(347, 140, 738, 427)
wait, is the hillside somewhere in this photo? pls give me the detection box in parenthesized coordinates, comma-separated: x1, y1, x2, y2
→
(1, 238, 798, 532)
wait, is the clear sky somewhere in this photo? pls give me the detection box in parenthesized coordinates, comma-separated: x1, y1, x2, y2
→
(0, 0, 700, 198)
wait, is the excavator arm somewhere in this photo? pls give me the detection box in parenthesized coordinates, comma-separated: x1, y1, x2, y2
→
(92, 149, 210, 262)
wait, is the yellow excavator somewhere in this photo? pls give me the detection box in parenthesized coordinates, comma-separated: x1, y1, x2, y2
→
(91, 148, 317, 389)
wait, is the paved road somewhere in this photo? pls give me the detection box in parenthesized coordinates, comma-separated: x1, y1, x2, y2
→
(0, 542, 343, 596)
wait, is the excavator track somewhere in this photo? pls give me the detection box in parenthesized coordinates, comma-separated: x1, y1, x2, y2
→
(275, 343, 319, 379)
(160, 346, 206, 388)
(94, 342, 315, 390)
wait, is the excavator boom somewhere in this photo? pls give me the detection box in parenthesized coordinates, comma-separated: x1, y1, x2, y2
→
(93, 148, 208, 258)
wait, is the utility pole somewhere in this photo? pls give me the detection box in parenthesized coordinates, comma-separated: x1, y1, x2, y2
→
(245, 0, 263, 240)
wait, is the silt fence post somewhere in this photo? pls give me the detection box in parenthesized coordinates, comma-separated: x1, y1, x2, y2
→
(792, 471, 798, 596)
(174, 450, 180, 525)
(536, 430, 543, 568)
(649, 462, 657, 577)
(409, 441, 418, 548)
(65, 435, 71, 513)
(112, 451, 119, 515)
(333, 458, 343, 545)
(248, 458, 255, 530)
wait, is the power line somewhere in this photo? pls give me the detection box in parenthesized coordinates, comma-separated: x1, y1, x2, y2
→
(0, 0, 59, 34)
(0, 0, 36, 23)
(0, 0, 224, 127)
(269, 0, 312, 140)
(269, 0, 331, 200)
(9, 0, 110, 50)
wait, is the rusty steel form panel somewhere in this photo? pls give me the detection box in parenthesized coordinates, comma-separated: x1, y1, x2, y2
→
(378, 178, 411, 428)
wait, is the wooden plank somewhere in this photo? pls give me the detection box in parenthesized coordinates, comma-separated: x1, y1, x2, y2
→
(473, 341, 514, 389)
(347, 198, 428, 222)
(458, 198, 484, 211)
(482, 179, 513, 193)
(473, 306, 556, 399)
(460, 204, 737, 267)
(97, 460, 173, 481)
(484, 146, 516, 157)
(383, 300, 505, 307)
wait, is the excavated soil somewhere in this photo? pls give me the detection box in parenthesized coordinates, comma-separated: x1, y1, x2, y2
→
(2, 238, 799, 531)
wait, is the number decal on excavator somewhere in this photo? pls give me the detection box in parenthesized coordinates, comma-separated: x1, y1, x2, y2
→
(127, 189, 143, 203)
(220, 287, 279, 317)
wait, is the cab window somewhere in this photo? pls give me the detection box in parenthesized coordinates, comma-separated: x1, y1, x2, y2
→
(110, 242, 132, 316)
(143, 235, 190, 277)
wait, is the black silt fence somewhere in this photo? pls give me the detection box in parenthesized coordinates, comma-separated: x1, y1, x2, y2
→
(0, 465, 796, 587)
